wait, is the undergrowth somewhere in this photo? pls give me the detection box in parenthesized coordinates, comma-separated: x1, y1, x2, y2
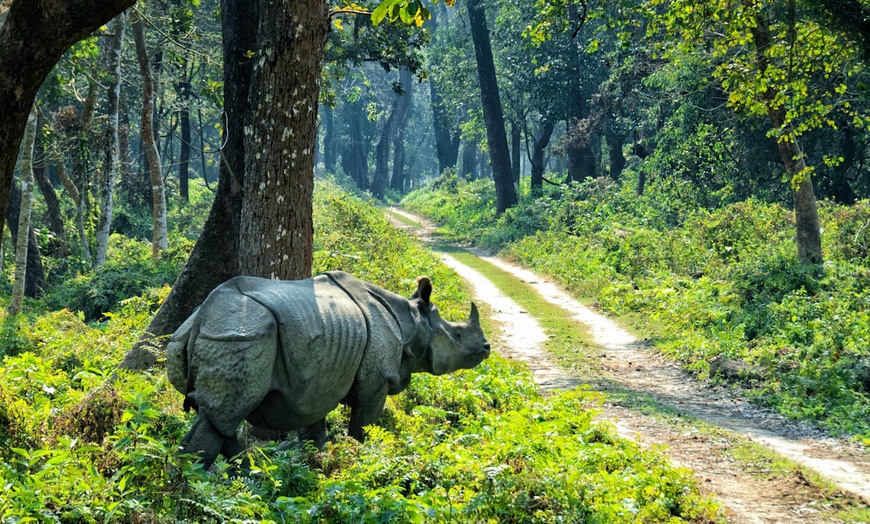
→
(403, 175, 870, 443)
(0, 180, 721, 523)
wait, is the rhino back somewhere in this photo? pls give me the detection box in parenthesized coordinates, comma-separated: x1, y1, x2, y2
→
(235, 276, 371, 429)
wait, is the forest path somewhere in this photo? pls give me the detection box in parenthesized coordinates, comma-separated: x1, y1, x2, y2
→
(386, 207, 870, 524)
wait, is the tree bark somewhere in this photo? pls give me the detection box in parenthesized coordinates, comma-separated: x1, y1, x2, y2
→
(6, 181, 46, 299)
(238, 0, 328, 280)
(8, 108, 37, 316)
(96, 12, 127, 267)
(0, 0, 136, 239)
(466, 0, 517, 213)
(132, 12, 168, 259)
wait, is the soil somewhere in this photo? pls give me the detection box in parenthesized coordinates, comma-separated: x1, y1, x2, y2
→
(387, 207, 870, 524)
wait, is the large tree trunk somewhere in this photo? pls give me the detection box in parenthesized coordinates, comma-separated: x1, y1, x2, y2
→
(132, 12, 168, 259)
(530, 122, 554, 197)
(120, 0, 256, 370)
(751, 9, 822, 264)
(96, 12, 127, 267)
(466, 0, 517, 213)
(0, 0, 136, 240)
(8, 109, 37, 316)
(238, 0, 328, 280)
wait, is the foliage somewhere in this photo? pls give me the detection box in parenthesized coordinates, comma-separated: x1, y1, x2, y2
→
(0, 182, 720, 523)
(44, 234, 189, 321)
(403, 177, 870, 441)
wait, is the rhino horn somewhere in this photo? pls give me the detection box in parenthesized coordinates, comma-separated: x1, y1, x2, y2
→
(469, 302, 480, 325)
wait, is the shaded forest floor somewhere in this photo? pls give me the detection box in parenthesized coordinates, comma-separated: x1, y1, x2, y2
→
(386, 207, 870, 524)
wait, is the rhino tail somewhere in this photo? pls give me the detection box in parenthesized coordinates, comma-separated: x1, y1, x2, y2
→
(166, 309, 201, 412)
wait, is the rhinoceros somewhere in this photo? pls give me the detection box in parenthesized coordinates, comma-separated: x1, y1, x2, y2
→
(166, 270, 490, 467)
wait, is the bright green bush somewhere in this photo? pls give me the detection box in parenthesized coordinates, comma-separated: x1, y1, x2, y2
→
(45, 234, 189, 321)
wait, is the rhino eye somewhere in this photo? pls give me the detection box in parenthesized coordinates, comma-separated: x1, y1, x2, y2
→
(456, 332, 462, 341)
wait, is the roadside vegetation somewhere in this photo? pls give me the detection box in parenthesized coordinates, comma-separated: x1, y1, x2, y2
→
(0, 181, 721, 523)
(403, 175, 870, 444)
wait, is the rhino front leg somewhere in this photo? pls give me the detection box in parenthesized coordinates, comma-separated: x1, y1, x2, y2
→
(348, 385, 388, 443)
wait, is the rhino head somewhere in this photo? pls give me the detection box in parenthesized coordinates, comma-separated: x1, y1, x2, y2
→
(411, 276, 491, 375)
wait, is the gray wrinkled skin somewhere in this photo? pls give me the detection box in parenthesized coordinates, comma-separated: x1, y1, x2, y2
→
(166, 271, 490, 468)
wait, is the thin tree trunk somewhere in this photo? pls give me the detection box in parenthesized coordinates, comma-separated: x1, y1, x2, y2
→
(8, 108, 36, 316)
(375, 68, 412, 197)
(96, 12, 127, 266)
(322, 105, 336, 174)
(510, 122, 521, 186)
(177, 56, 192, 203)
(132, 12, 168, 259)
(460, 141, 477, 179)
(390, 132, 406, 192)
(605, 120, 626, 181)
(53, 146, 91, 261)
(466, 0, 517, 213)
(530, 122, 554, 196)
(6, 179, 46, 298)
(32, 113, 67, 257)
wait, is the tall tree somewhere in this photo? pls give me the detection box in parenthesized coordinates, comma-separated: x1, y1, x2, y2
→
(0, 0, 136, 239)
(466, 0, 517, 213)
(96, 12, 127, 266)
(132, 10, 169, 259)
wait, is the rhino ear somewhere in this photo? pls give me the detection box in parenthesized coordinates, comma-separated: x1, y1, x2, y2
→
(469, 302, 480, 325)
(413, 276, 432, 305)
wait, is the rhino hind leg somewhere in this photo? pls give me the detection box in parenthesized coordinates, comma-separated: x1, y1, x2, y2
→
(181, 414, 233, 470)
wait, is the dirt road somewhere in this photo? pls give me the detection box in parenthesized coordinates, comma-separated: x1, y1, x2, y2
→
(387, 207, 870, 524)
